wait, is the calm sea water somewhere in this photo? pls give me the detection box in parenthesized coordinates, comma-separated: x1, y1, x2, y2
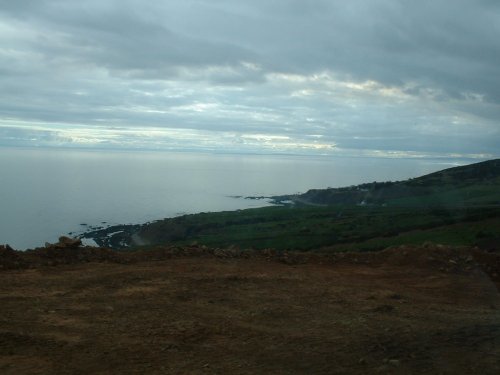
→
(0, 147, 472, 249)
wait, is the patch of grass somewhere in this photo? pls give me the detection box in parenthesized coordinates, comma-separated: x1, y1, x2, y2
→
(327, 218, 500, 252)
(137, 205, 500, 251)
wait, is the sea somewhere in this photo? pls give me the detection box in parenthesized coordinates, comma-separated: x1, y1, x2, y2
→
(0, 147, 474, 250)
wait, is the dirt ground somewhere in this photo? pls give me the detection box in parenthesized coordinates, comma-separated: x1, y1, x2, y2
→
(1, 249, 500, 374)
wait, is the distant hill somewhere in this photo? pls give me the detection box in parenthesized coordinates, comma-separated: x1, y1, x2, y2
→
(415, 158, 500, 183)
(274, 159, 500, 207)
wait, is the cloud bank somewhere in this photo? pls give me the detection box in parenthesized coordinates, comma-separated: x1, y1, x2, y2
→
(0, 0, 498, 158)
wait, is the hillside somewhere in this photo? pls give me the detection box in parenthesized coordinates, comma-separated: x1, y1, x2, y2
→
(81, 159, 500, 251)
(273, 158, 500, 207)
(2, 159, 500, 374)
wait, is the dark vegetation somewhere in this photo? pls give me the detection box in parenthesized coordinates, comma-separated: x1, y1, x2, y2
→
(83, 159, 500, 252)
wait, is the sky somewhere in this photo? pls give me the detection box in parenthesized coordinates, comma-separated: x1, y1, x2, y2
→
(0, 0, 499, 158)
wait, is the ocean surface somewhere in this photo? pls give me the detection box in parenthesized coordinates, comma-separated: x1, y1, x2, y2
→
(0, 147, 473, 249)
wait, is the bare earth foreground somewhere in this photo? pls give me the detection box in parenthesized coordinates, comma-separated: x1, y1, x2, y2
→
(1, 244, 500, 374)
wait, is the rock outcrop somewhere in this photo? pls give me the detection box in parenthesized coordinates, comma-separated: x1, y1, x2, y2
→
(45, 236, 82, 249)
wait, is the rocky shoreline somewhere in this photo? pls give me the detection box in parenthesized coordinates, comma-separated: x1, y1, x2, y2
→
(79, 223, 143, 248)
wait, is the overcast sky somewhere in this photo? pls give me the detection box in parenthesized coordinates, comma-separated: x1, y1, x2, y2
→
(0, 0, 499, 158)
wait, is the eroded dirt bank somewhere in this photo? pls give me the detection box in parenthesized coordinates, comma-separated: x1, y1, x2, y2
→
(1, 245, 500, 374)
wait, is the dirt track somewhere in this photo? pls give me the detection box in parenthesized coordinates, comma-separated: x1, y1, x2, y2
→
(1, 250, 500, 374)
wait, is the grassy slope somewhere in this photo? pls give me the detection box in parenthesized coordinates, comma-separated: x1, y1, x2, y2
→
(93, 159, 500, 252)
(136, 205, 500, 251)
(277, 159, 500, 207)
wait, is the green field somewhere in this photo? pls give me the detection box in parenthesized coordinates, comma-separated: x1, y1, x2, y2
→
(136, 205, 500, 251)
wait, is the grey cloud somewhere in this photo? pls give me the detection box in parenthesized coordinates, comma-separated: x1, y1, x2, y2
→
(0, 0, 498, 157)
(3, 0, 499, 100)
(1, 1, 259, 77)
